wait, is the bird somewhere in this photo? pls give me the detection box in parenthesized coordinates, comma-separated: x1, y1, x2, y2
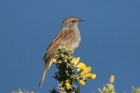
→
(39, 16, 84, 87)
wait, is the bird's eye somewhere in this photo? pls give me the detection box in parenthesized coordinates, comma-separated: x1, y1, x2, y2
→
(71, 20, 76, 23)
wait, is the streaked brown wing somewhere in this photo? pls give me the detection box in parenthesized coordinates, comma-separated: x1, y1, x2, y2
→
(43, 30, 75, 61)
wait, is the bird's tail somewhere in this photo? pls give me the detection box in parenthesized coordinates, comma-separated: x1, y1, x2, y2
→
(39, 60, 52, 87)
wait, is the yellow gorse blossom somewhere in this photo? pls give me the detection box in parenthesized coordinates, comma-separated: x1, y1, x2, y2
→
(79, 80, 85, 86)
(65, 82, 71, 90)
(76, 62, 86, 69)
(110, 75, 115, 83)
(51, 57, 59, 64)
(85, 73, 96, 79)
(76, 62, 96, 85)
(78, 66, 91, 77)
(84, 67, 91, 73)
(71, 57, 80, 65)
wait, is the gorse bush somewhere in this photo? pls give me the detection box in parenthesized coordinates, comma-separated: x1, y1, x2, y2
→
(11, 46, 140, 93)
(11, 89, 34, 93)
(51, 46, 96, 93)
(98, 75, 115, 93)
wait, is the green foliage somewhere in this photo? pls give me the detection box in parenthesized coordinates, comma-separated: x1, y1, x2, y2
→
(132, 86, 140, 93)
(52, 46, 80, 93)
(98, 83, 116, 93)
(51, 46, 96, 93)
(11, 89, 34, 93)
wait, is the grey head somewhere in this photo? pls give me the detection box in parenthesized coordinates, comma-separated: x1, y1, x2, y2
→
(61, 16, 84, 30)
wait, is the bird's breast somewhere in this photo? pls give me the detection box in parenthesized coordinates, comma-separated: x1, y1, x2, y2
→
(67, 30, 81, 51)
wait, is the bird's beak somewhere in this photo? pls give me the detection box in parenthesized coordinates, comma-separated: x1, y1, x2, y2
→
(79, 19, 85, 22)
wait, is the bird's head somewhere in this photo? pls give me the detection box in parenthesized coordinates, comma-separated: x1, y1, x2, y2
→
(62, 16, 84, 29)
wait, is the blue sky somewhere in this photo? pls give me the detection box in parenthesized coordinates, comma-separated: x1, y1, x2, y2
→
(0, 0, 140, 93)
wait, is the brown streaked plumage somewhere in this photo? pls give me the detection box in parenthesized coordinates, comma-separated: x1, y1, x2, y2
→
(39, 16, 84, 87)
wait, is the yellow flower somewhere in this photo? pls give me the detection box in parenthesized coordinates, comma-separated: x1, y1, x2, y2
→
(51, 57, 59, 64)
(77, 68, 85, 75)
(79, 80, 85, 86)
(76, 62, 86, 69)
(84, 67, 91, 73)
(77, 63, 86, 77)
(71, 57, 80, 65)
(110, 75, 115, 83)
(78, 66, 91, 77)
(85, 73, 96, 79)
(65, 82, 71, 90)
